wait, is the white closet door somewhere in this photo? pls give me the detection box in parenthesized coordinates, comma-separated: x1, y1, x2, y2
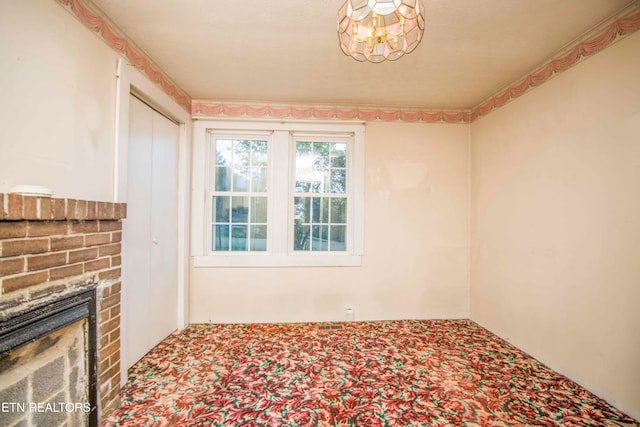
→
(148, 102, 178, 348)
(125, 95, 178, 368)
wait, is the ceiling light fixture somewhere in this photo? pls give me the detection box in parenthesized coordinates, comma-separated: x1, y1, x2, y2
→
(338, 0, 425, 63)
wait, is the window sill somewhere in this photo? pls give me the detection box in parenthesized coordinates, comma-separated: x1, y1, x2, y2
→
(192, 254, 362, 268)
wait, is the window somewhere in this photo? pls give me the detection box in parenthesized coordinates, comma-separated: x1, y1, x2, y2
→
(210, 136, 269, 252)
(293, 139, 347, 252)
(192, 121, 364, 267)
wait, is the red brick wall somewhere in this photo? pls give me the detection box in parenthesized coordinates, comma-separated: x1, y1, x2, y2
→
(0, 193, 126, 418)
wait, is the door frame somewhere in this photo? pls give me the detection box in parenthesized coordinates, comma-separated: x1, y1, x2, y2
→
(114, 58, 192, 385)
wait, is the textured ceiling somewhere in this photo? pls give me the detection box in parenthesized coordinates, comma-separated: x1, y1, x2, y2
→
(92, 0, 634, 110)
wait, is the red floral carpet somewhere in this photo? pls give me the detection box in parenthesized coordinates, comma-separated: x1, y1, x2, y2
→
(104, 320, 638, 426)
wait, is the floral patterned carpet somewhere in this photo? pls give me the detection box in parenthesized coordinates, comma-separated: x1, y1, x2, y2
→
(104, 320, 638, 426)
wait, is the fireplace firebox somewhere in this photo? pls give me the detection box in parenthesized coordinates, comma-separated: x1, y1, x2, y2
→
(0, 287, 98, 426)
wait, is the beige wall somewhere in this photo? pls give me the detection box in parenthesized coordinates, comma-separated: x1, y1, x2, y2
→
(0, 0, 119, 200)
(191, 121, 470, 323)
(470, 32, 640, 419)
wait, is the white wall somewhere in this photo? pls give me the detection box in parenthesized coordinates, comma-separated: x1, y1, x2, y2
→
(471, 32, 640, 419)
(191, 121, 470, 323)
(0, 0, 119, 200)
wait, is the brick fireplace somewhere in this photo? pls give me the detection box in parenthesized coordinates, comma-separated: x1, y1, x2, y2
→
(0, 193, 126, 423)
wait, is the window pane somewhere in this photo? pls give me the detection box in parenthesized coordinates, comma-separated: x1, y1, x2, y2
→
(295, 141, 334, 194)
(295, 180, 311, 193)
(233, 140, 251, 166)
(215, 140, 232, 166)
(330, 225, 346, 251)
(312, 225, 329, 251)
(213, 224, 230, 251)
(318, 170, 332, 193)
(295, 142, 313, 193)
(294, 221, 310, 251)
(331, 143, 347, 168)
(213, 196, 230, 222)
(298, 197, 349, 252)
(296, 141, 312, 157)
(294, 141, 350, 195)
(231, 197, 249, 223)
(330, 169, 346, 194)
(233, 166, 250, 192)
(294, 197, 311, 224)
(330, 198, 347, 224)
(215, 167, 231, 192)
(250, 225, 267, 251)
(251, 141, 268, 166)
(250, 167, 268, 193)
(213, 195, 268, 253)
(251, 197, 268, 223)
(312, 197, 329, 224)
(231, 225, 247, 251)
(313, 143, 330, 171)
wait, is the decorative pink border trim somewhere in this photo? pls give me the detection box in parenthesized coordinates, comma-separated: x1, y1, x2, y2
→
(470, 10, 640, 121)
(192, 102, 471, 123)
(194, 8, 640, 123)
(55, 0, 192, 113)
(56, 0, 639, 123)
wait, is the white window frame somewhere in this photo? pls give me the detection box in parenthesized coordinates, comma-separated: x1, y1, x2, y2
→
(206, 130, 273, 254)
(192, 120, 365, 267)
(288, 132, 352, 254)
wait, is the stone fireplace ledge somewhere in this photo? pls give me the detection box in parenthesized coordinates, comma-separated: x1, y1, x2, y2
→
(0, 275, 98, 321)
